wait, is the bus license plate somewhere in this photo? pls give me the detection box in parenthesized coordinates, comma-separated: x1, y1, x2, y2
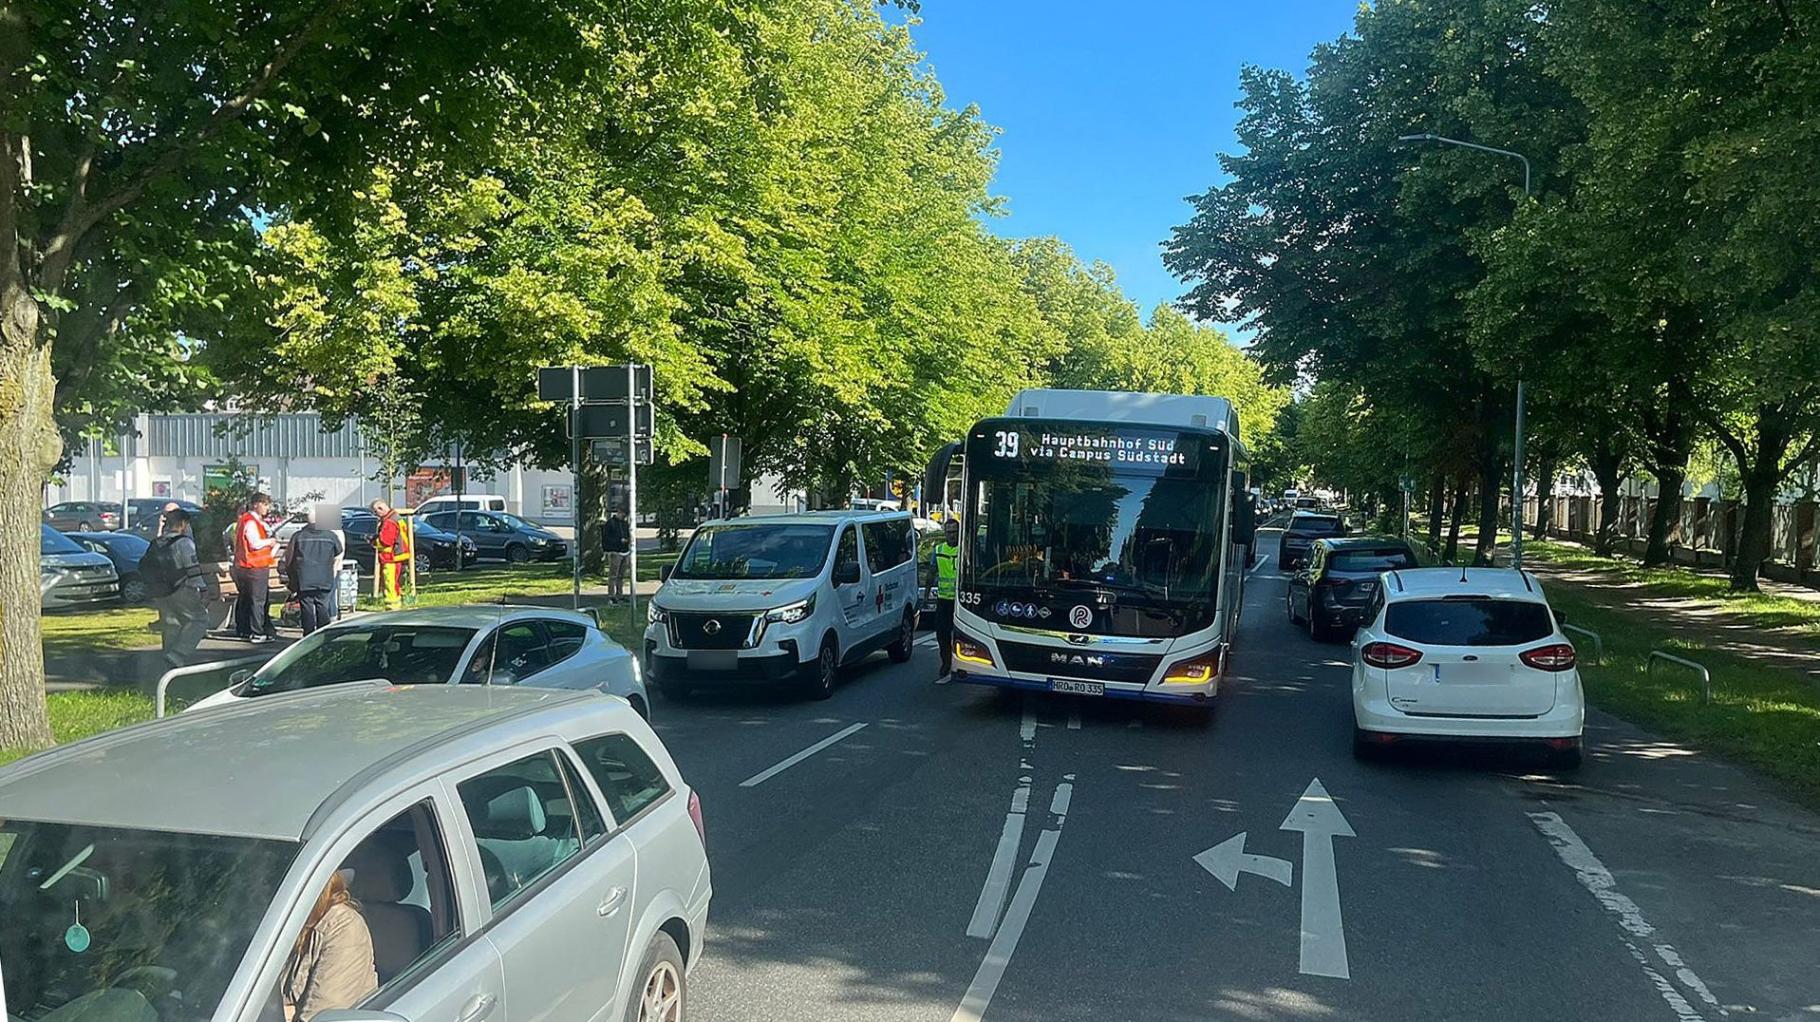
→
(1050, 679, 1104, 696)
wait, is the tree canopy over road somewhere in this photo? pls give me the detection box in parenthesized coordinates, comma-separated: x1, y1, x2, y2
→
(1169, 0, 1820, 589)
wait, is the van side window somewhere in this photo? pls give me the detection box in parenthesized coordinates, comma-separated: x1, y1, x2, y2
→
(834, 526, 860, 580)
(862, 521, 909, 572)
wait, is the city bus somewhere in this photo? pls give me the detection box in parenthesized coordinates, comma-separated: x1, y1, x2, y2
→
(942, 389, 1255, 710)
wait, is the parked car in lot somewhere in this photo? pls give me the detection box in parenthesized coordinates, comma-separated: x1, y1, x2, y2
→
(189, 605, 650, 718)
(67, 529, 152, 603)
(1351, 567, 1584, 768)
(1278, 510, 1347, 570)
(422, 510, 567, 563)
(39, 524, 120, 609)
(644, 510, 921, 700)
(123, 499, 207, 539)
(43, 500, 121, 532)
(0, 685, 710, 1022)
(415, 493, 511, 516)
(1287, 536, 1417, 641)
(340, 509, 478, 571)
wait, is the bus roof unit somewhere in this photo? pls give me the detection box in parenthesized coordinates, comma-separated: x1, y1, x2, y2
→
(1005, 389, 1240, 440)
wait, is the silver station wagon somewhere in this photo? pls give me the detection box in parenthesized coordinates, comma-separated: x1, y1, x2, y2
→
(0, 685, 709, 1022)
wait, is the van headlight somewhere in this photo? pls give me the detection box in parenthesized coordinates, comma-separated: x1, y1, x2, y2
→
(765, 595, 815, 625)
(648, 602, 669, 626)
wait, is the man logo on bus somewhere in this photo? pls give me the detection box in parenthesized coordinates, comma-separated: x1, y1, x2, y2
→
(1068, 604, 1093, 629)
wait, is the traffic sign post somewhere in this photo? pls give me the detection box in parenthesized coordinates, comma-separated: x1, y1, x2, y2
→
(539, 363, 655, 620)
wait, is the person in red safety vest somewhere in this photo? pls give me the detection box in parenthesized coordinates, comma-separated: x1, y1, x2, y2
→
(232, 492, 278, 642)
(368, 500, 414, 610)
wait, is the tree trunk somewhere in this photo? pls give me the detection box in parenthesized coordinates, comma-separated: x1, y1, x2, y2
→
(1444, 476, 1468, 564)
(1644, 462, 1687, 566)
(1426, 473, 1445, 552)
(0, 289, 61, 749)
(1534, 456, 1556, 540)
(1589, 446, 1626, 558)
(1474, 442, 1503, 567)
(1729, 466, 1779, 592)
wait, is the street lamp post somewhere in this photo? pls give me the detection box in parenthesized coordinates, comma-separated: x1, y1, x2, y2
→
(1396, 132, 1533, 569)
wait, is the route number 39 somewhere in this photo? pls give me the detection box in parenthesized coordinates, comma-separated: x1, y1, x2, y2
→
(993, 430, 1020, 458)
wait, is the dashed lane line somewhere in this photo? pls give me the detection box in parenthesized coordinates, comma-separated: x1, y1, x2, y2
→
(738, 722, 870, 788)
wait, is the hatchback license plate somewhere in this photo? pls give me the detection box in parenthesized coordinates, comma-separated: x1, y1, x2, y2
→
(1050, 679, 1105, 696)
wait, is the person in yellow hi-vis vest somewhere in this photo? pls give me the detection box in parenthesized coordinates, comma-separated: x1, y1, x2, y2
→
(368, 500, 413, 610)
(932, 516, 960, 678)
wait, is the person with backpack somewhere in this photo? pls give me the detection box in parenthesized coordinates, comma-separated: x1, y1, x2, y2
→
(281, 505, 345, 635)
(143, 507, 209, 666)
(368, 500, 413, 611)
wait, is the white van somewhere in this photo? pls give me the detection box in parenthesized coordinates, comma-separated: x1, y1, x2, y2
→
(414, 493, 509, 516)
(643, 510, 921, 700)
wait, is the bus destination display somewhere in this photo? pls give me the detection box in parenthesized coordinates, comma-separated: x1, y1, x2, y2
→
(985, 427, 1199, 471)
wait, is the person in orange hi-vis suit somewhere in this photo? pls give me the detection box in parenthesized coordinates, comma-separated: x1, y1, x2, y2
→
(368, 500, 413, 610)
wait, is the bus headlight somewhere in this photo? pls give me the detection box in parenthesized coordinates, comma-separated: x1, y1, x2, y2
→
(764, 595, 815, 625)
(954, 635, 996, 669)
(1162, 650, 1221, 685)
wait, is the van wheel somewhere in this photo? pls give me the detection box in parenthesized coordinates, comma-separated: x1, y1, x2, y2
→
(624, 930, 685, 1022)
(505, 543, 530, 564)
(887, 610, 916, 663)
(803, 638, 839, 700)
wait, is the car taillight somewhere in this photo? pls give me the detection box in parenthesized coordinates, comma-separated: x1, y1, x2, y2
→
(1361, 641, 1423, 669)
(687, 789, 706, 845)
(1519, 643, 1577, 672)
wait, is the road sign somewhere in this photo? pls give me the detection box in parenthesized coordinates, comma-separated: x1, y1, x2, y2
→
(537, 365, 653, 403)
(707, 435, 741, 489)
(591, 438, 654, 466)
(1193, 777, 1356, 980)
(574, 402, 653, 438)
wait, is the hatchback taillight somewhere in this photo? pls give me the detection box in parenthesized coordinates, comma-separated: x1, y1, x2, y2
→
(1361, 641, 1424, 669)
(687, 789, 706, 845)
(1519, 643, 1577, 672)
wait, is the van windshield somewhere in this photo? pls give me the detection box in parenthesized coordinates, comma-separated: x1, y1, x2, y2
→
(674, 524, 836, 580)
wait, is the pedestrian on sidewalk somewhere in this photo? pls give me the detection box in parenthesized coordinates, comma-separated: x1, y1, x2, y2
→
(932, 516, 960, 678)
(282, 505, 344, 635)
(368, 500, 413, 611)
(233, 492, 278, 643)
(600, 510, 632, 604)
(144, 507, 209, 666)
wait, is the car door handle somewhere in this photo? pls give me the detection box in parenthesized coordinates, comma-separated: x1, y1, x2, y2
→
(598, 886, 629, 917)
(456, 993, 496, 1022)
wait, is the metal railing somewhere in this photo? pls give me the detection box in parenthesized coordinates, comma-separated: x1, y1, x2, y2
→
(1561, 624, 1603, 664)
(1648, 650, 1713, 705)
(155, 654, 271, 718)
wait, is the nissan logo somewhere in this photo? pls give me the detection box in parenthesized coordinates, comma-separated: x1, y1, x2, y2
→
(702, 619, 722, 635)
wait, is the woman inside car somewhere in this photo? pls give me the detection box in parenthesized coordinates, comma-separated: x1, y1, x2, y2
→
(282, 872, 378, 1022)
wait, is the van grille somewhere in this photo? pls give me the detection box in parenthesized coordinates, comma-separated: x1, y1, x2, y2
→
(671, 613, 757, 650)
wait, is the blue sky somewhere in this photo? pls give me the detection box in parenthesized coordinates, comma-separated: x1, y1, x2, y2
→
(902, 1, 1361, 328)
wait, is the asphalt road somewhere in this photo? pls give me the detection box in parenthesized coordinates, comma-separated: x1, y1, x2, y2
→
(648, 528, 1820, 1021)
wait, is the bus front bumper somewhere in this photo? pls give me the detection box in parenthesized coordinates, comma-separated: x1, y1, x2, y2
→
(949, 669, 1216, 705)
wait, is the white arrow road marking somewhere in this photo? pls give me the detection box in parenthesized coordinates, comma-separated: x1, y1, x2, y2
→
(952, 777, 1074, 1022)
(1529, 812, 1721, 1020)
(738, 722, 869, 787)
(1194, 832, 1293, 890)
(1280, 778, 1355, 980)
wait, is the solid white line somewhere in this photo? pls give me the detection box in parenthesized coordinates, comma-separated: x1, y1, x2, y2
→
(1529, 812, 1718, 1019)
(966, 775, 1032, 938)
(952, 780, 1074, 1022)
(739, 722, 870, 788)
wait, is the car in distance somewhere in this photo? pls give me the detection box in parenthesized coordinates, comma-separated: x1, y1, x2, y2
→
(189, 605, 650, 718)
(1287, 536, 1417, 641)
(644, 510, 922, 700)
(339, 509, 477, 572)
(39, 524, 120, 610)
(422, 509, 568, 564)
(911, 516, 945, 615)
(43, 500, 122, 532)
(0, 685, 710, 1022)
(1277, 510, 1347, 570)
(124, 499, 208, 539)
(415, 493, 512, 516)
(1351, 567, 1584, 768)
(68, 529, 153, 603)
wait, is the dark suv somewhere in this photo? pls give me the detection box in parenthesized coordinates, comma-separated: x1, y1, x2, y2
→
(1278, 511, 1346, 570)
(1287, 537, 1417, 641)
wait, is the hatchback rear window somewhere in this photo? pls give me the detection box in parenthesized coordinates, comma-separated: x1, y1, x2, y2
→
(1384, 598, 1554, 646)
(1290, 516, 1342, 534)
(1331, 549, 1416, 572)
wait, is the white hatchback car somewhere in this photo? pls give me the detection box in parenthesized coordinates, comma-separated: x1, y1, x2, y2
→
(190, 606, 650, 719)
(0, 685, 709, 1022)
(1350, 567, 1585, 767)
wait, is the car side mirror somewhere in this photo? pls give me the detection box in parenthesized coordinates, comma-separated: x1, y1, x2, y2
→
(834, 561, 862, 586)
(228, 669, 254, 688)
(1554, 609, 1569, 626)
(660, 565, 673, 581)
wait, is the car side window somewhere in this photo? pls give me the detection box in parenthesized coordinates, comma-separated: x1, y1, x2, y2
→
(835, 526, 860, 582)
(493, 623, 549, 682)
(457, 751, 586, 910)
(460, 634, 497, 684)
(457, 512, 482, 532)
(543, 620, 588, 664)
(555, 751, 607, 841)
(571, 734, 672, 824)
(268, 800, 460, 1018)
